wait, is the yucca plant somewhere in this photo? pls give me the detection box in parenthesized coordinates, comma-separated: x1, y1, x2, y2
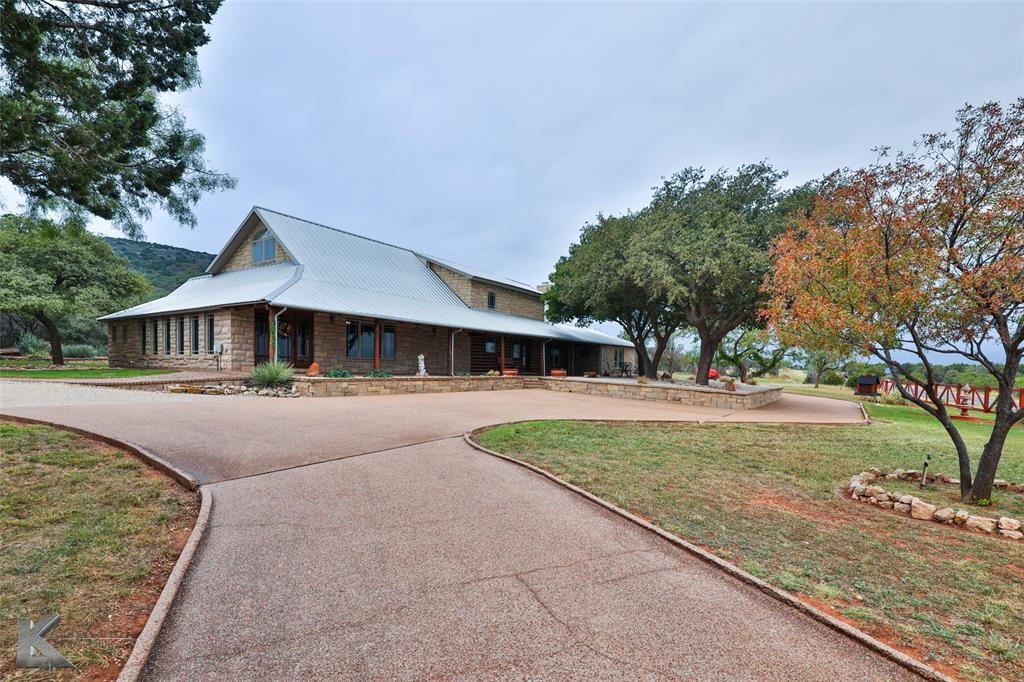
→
(250, 360, 294, 388)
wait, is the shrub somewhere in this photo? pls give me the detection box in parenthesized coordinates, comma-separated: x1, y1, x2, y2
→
(363, 369, 392, 378)
(882, 390, 908, 406)
(62, 344, 98, 358)
(250, 360, 294, 388)
(822, 371, 845, 386)
(636, 375, 650, 384)
(16, 332, 49, 357)
(485, 370, 500, 377)
(324, 368, 353, 378)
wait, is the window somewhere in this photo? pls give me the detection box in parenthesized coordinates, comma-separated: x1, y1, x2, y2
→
(485, 336, 496, 353)
(140, 321, 146, 354)
(297, 320, 310, 360)
(191, 316, 200, 354)
(206, 314, 215, 353)
(164, 319, 171, 354)
(251, 229, 276, 263)
(111, 326, 118, 343)
(346, 321, 385, 359)
(614, 347, 624, 368)
(151, 320, 158, 354)
(177, 317, 185, 354)
(487, 291, 496, 309)
(381, 325, 395, 360)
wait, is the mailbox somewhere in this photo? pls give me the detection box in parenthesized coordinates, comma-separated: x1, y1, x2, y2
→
(855, 374, 880, 397)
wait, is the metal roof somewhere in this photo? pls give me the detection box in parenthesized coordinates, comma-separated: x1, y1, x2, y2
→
(101, 207, 631, 347)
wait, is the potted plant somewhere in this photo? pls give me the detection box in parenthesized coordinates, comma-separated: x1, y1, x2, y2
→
(550, 368, 567, 378)
(502, 368, 519, 377)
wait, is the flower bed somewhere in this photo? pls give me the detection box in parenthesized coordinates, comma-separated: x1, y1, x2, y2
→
(848, 469, 1023, 540)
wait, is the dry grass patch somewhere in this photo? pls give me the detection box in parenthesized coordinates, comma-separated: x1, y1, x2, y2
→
(0, 420, 197, 680)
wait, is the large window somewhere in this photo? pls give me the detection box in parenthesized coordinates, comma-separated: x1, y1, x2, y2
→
(140, 321, 146, 354)
(614, 347, 624, 368)
(191, 316, 200, 354)
(206, 314, 215, 353)
(177, 317, 185, 354)
(346, 321, 393, 359)
(251, 229, 276, 263)
(151, 320, 158, 354)
(164, 319, 171, 354)
(485, 336, 496, 353)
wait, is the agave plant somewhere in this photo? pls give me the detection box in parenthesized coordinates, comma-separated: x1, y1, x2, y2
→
(250, 360, 294, 388)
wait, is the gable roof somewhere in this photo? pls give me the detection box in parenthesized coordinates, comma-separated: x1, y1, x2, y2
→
(101, 207, 631, 347)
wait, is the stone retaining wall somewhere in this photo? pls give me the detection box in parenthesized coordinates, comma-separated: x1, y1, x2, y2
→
(293, 375, 525, 397)
(538, 377, 783, 410)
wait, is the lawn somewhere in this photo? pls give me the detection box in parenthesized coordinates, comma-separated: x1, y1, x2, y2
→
(0, 358, 108, 369)
(476, 404, 1024, 681)
(0, 421, 198, 680)
(0, 368, 175, 379)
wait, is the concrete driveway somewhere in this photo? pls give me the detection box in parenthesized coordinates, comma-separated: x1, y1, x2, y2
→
(0, 382, 920, 680)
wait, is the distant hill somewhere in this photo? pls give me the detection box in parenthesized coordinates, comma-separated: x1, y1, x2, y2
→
(104, 237, 214, 297)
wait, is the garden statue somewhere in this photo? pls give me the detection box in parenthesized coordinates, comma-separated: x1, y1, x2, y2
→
(417, 354, 429, 377)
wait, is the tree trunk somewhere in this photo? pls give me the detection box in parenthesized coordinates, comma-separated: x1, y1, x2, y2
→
(737, 362, 749, 384)
(648, 336, 670, 379)
(632, 341, 651, 377)
(970, 408, 1014, 502)
(694, 334, 718, 385)
(34, 312, 64, 365)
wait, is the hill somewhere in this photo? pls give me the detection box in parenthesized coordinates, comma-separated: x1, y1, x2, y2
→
(104, 237, 214, 297)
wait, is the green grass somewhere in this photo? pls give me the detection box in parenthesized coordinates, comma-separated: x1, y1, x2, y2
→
(0, 421, 197, 678)
(0, 368, 175, 379)
(477, 409, 1024, 681)
(0, 358, 108, 369)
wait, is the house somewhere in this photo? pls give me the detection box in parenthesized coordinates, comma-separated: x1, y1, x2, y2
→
(102, 207, 636, 375)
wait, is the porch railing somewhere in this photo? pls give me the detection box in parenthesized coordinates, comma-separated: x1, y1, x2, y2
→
(880, 378, 1023, 413)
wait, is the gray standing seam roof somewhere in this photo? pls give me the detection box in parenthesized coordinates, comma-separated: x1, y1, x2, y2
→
(100, 207, 631, 347)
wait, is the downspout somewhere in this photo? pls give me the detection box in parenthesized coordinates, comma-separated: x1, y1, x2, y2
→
(450, 329, 463, 376)
(273, 306, 288, 363)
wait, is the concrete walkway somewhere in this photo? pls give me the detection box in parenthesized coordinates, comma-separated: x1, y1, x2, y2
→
(0, 382, 918, 680)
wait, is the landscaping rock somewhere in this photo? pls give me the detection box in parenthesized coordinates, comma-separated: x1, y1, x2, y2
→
(933, 508, 956, 523)
(878, 501, 894, 509)
(998, 529, 1023, 540)
(898, 495, 915, 505)
(894, 502, 911, 513)
(964, 515, 997, 533)
(953, 510, 970, 525)
(910, 499, 937, 520)
(997, 517, 1021, 531)
(994, 479, 1009, 489)
(864, 485, 884, 497)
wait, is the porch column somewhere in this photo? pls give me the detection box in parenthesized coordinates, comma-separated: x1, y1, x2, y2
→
(373, 320, 381, 370)
(268, 306, 275, 363)
(499, 336, 505, 372)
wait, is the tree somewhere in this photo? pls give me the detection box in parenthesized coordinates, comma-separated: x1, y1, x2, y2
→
(765, 99, 1024, 503)
(630, 164, 813, 385)
(797, 349, 848, 389)
(545, 212, 685, 378)
(716, 328, 789, 383)
(0, 0, 234, 237)
(0, 214, 149, 364)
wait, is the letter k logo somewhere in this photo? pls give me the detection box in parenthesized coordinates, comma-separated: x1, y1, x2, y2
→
(16, 614, 73, 669)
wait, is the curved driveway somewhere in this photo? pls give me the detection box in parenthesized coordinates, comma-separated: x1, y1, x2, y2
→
(0, 382, 921, 681)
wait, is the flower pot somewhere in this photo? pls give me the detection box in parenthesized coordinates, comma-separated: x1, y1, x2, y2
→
(550, 368, 567, 378)
(501, 368, 519, 377)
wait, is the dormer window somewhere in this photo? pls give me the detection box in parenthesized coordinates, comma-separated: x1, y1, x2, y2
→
(487, 291, 496, 309)
(252, 229, 277, 263)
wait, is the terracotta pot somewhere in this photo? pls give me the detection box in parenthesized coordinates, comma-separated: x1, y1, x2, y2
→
(501, 368, 519, 377)
(306, 362, 320, 377)
(550, 368, 567, 378)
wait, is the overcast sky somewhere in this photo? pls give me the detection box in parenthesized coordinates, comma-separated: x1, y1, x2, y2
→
(5, 1, 1022, 348)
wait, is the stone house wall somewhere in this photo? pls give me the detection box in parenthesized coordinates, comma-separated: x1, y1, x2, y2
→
(107, 306, 254, 371)
(600, 345, 637, 373)
(219, 220, 293, 273)
(428, 263, 544, 320)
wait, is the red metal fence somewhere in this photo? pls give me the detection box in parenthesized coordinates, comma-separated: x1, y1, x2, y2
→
(880, 379, 1023, 413)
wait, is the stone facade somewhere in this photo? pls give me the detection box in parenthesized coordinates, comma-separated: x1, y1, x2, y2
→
(428, 263, 544, 320)
(539, 377, 783, 410)
(107, 306, 255, 371)
(219, 219, 293, 273)
(293, 375, 525, 397)
(599, 345, 637, 373)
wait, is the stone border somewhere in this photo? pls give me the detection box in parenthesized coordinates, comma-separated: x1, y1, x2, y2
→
(293, 375, 525, 397)
(117, 486, 210, 682)
(464, 427, 951, 682)
(0, 415, 209, 681)
(538, 376, 783, 410)
(848, 470, 1023, 540)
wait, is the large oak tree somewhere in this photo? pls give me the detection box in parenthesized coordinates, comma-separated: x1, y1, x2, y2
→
(765, 100, 1024, 502)
(0, 214, 149, 364)
(545, 212, 684, 378)
(0, 0, 234, 236)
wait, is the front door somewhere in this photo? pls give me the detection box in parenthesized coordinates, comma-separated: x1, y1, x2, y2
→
(255, 310, 314, 368)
